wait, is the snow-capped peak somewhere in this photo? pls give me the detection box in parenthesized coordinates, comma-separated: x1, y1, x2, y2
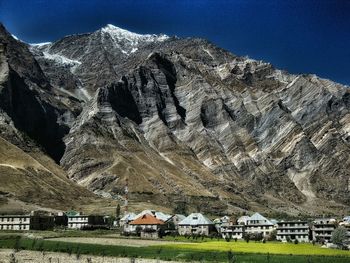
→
(100, 24, 169, 55)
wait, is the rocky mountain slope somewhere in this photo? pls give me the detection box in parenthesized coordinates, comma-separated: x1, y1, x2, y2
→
(0, 24, 116, 214)
(1, 23, 349, 216)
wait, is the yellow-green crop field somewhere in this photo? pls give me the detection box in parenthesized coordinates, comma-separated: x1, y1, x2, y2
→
(161, 240, 350, 257)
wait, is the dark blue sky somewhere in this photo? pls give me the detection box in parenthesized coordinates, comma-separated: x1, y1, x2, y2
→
(0, 0, 349, 85)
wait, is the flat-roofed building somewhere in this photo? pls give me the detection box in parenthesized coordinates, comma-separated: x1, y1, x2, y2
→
(220, 224, 245, 239)
(276, 221, 310, 242)
(312, 218, 336, 242)
(66, 211, 89, 229)
(0, 215, 30, 230)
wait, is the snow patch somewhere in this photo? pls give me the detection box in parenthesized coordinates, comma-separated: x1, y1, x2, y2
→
(42, 52, 81, 72)
(101, 24, 169, 55)
(11, 34, 19, 41)
(30, 42, 52, 47)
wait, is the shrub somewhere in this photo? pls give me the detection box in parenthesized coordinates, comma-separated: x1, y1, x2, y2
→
(331, 227, 347, 246)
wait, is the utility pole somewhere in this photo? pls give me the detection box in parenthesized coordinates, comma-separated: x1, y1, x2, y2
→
(124, 178, 129, 215)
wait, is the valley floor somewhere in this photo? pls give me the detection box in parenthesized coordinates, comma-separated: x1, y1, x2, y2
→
(0, 231, 350, 262)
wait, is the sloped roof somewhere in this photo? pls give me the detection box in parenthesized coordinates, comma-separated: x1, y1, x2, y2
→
(247, 213, 273, 225)
(130, 213, 165, 225)
(65, 211, 80, 216)
(237, 215, 250, 223)
(178, 213, 213, 226)
(155, 212, 173, 222)
(175, 214, 186, 221)
(134, 210, 172, 222)
(134, 210, 155, 219)
(120, 212, 136, 221)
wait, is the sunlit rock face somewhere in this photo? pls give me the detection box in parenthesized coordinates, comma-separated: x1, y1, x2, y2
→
(2, 23, 350, 215)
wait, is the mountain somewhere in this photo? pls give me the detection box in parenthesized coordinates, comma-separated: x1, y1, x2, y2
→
(1, 23, 349, 216)
(0, 24, 117, 214)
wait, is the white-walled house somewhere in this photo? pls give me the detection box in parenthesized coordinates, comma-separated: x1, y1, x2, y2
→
(0, 215, 30, 230)
(220, 224, 245, 239)
(66, 211, 89, 229)
(237, 215, 250, 225)
(178, 213, 214, 236)
(245, 213, 275, 237)
(128, 213, 165, 238)
(276, 221, 310, 242)
(120, 212, 136, 228)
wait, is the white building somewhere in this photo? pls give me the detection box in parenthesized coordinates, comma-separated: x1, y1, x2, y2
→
(178, 213, 214, 236)
(312, 218, 337, 242)
(66, 211, 89, 229)
(220, 224, 245, 239)
(171, 214, 186, 229)
(237, 215, 250, 225)
(120, 212, 136, 228)
(128, 213, 165, 238)
(276, 221, 310, 242)
(245, 213, 275, 237)
(0, 215, 30, 230)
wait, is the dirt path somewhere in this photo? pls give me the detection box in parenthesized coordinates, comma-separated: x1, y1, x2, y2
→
(46, 237, 187, 247)
(0, 249, 184, 263)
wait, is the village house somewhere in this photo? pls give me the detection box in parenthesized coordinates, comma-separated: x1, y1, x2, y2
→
(171, 214, 186, 230)
(220, 224, 245, 239)
(312, 218, 337, 242)
(178, 213, 215, 236)
(120, 212, 136, 228)
(66, 211, 89, 229)
(0, 215, 30, 230)
(237, 215, 250, 225)
(66, 211, 104, 229)
(276, 220, 310, 242)
(245, 213, 275, 238)
(128, 213, 165, 238)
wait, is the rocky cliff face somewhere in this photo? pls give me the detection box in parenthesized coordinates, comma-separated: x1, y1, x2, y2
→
(0, 24, 115, 214)
(1, 23, 349, 216)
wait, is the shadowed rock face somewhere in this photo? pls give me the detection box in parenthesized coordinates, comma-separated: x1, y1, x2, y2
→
(1, 23, 350, 215)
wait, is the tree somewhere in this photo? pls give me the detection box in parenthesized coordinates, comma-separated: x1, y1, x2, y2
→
(116, 204, 121, 220)
(331, 227, 347, 246)
(227, 250, 236, 263)
(173, 201, 187, 215)
(243, 233, 250, 243)
(267, 230, 277, 241)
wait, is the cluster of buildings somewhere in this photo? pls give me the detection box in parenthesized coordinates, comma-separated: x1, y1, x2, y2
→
(1, 209, 350, 246)
(0, 211, 106, 231)
(121, 211, 350, 245)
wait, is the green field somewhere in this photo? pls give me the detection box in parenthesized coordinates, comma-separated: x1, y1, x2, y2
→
(0, 234, 349, 262)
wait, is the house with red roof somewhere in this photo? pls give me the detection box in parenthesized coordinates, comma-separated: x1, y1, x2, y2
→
(128, 213, 165, 238)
